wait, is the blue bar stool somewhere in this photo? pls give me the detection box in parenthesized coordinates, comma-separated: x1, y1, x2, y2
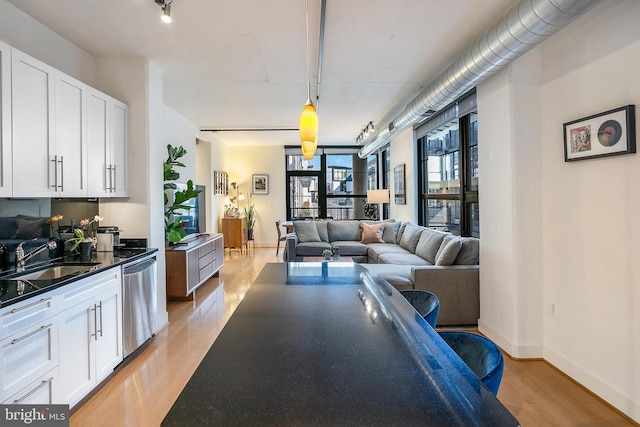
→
(438, 331, 504, 395)
(400, 290, 440, 328)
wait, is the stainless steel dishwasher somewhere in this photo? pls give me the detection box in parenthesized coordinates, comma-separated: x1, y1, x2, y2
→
(122, 254, 157, 358)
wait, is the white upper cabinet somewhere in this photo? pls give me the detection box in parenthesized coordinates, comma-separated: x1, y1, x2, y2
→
(10, 46, 128, 198)
(86, 89, 129, 197)
(109, 99, 128, 197)
(54, 71, 88, 197)
(11, 48, 54, 197)
(0, 42, 11, 197)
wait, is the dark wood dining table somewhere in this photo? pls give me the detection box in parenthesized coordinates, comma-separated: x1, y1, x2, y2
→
(281, 220, 294, 234)
(163, 262, 519, 426)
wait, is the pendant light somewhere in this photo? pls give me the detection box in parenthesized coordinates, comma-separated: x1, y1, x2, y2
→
(299, 0, 318, 159)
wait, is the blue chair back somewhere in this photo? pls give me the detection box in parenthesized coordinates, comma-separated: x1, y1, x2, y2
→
(439, 331, 504, 395)
(400, 290, 440, 328)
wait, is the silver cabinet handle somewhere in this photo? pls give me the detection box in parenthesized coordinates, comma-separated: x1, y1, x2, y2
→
(58, 156, 64, 192)
(10, 297, 52, 314)
(112, 164, 116, 192)
(11, 323, 53, 345)
(13, 377, 53, 404)
(91, 305, 97, 340)
(96, 301, 103, 337)
(50, 156, 58, 189)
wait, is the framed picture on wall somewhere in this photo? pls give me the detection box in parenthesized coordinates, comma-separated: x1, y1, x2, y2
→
(214, 171, 228, 195)
(252, 174, 269, 195)
(563, 105, 636, 162)
(394, 164, 406, 204)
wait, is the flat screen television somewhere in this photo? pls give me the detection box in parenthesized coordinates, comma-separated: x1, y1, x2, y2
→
(166, 183, 206, 242)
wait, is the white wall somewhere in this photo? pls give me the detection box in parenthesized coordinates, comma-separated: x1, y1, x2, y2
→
(0, 1, 95, 85)
(479, 0, 640, 421)
(388, 128, 416, 222)
(224, 144, 286, 248)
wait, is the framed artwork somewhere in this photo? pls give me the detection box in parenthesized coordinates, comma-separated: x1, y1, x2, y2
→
(563, 105, 636, 162)
(214, 171, 228, 195)
(252, 174, 269, 195)
(394, 164, 406, 204)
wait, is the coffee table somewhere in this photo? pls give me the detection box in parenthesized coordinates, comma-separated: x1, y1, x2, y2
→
(163, 262, 519, 426)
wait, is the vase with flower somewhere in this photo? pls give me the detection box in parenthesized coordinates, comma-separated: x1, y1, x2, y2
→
(65, 215, 104, 258)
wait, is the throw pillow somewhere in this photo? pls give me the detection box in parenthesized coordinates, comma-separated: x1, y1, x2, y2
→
(414, 229, 446, 264)
(293, 221, 321, 243)
(12, 217, 50, 239)
(360, 222, 385, 244)
(382, 222, 401, 244)
(435, 238, 463, 266)
(454, 237, 480, 265)
(399, 224, 423, 253)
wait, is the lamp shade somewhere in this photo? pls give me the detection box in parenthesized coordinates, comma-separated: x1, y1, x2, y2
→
(299, 99, 318, 154)
(301, 140, 317, 160)
(367, 189, 389, 204)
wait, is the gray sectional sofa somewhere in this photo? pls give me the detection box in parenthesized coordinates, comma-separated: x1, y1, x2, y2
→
(283, 220, 479, 326)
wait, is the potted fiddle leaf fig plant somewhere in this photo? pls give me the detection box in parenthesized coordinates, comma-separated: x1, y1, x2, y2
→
(164, 144, 202, 244)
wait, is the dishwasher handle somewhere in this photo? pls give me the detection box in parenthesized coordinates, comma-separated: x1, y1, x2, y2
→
(123, 257, 156, 275)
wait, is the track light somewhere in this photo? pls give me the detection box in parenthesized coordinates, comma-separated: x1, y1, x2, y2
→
(355, 121, 375, 144)
(155, 0, 173, 23)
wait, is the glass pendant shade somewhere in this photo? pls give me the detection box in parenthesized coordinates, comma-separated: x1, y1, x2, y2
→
(299, 99, 318, 158)
(301, 140, 317, 160)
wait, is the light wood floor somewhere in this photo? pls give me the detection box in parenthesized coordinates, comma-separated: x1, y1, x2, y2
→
(70, 248, 637, 427)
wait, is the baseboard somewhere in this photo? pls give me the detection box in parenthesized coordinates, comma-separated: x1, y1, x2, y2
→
(477, 319, 543, 359)
(544, 346, 640, 423)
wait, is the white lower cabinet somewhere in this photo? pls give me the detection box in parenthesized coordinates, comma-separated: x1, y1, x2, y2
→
(3, 367, 59, 405)
(0, 318, 58, 402)
(58, 269, 122, 408)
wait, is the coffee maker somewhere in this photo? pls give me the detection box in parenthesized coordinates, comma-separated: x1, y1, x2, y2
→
(96, 226, 121, 252)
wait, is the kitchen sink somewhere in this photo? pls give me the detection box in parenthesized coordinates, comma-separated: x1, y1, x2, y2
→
(9, 264, 99, 281)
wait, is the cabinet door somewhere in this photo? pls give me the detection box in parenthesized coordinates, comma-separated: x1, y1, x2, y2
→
(55, 71, 87, 197)
(57, 298, 95, 408)
(0, 320, 58, 402)
(0, 41, 11, 197)
(86, 88, 110, 197)
(109, 99, 128, 197)
(11, 48, 54, 197)
(3, 368, 58, 405)
(94, 284, 123, 383)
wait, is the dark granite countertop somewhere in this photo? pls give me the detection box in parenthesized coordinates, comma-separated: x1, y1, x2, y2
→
(0, 248, 158, 309)
(163, 262, 519, 426)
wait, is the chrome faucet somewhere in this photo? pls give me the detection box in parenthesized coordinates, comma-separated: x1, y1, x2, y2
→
(15, 240, 57, 271)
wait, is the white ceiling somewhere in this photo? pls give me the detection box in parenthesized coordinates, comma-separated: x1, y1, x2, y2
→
(8, 0, 516, 147)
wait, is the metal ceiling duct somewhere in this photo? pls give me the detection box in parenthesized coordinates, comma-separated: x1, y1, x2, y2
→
(358, 0, 599, 158)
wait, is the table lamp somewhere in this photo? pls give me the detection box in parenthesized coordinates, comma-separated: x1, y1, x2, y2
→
(367, 189, 390, 220)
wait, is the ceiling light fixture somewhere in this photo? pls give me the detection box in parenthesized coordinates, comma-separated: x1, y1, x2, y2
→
(299, 0, 318, 160)
(154, 0, 173, 23)
(355, 121, 375, 144)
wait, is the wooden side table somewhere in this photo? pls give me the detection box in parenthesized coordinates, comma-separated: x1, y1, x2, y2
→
(221, 217, 248, 253)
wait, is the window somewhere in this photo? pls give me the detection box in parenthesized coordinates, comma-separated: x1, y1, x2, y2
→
(417, 91, 478, 236)
(285, 148, 369, 220)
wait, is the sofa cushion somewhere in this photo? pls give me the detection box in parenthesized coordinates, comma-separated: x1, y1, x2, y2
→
(361, 264, 414, 290)
(378, 252, 431, 266)
(295, 241, 332, 256)
(367, 243, 413, 263)
(12, 217, 50, 239)
(435, 238, 463, 266)
(293, 221, 321, 243)
(330, 241, 369, 256)
(360, 222, 384, 244)
(315, 221, 329, 242)
(414, 229, 446, 264)
(399, 224, 423, 253)
(396, 222, 407, 244)
(327, 221, 361, 242)
(454, 237, 479, 265)
(383, 222, 401, 244)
